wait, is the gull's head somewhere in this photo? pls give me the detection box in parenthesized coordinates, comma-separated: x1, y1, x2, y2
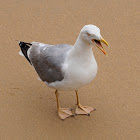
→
(80, 24, 109, 55)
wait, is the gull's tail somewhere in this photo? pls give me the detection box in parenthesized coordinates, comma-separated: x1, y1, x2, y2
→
(18, 41, 32, 65)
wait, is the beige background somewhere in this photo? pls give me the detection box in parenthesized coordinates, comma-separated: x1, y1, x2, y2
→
(0, 0, 139, 140)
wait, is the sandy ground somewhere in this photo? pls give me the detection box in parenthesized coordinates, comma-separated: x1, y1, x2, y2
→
(0, 0, 139, 140)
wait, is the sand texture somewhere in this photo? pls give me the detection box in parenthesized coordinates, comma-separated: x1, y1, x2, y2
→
(0, 0, 139, 140)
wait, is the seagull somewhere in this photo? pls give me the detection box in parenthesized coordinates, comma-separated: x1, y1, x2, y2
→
(18, 24, 108, 120)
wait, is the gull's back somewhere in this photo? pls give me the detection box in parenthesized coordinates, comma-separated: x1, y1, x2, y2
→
(19, 42, 73, 83)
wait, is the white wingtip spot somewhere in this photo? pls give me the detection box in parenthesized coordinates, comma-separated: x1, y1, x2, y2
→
(19, 50, 24, 56)
(37, 77, 42, 81)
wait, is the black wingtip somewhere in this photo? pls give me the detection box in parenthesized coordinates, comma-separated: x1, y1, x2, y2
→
(19, 41, 32, 47)
(19, 41, 32, 65)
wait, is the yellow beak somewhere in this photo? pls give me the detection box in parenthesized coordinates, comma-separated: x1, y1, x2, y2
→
(92, 37, 108, 55)
(101, 37, 109, 46)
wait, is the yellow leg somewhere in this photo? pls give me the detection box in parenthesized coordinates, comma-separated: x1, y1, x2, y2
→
(75, 90, 95, 115)
(55, 90, 73, 120)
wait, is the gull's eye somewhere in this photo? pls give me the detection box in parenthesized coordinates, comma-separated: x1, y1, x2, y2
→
(86, 32, 91, 36)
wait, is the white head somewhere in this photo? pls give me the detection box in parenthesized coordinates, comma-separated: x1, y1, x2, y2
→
(80, 24, 109, 55)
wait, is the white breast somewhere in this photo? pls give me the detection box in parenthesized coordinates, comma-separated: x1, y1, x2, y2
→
(64, 54, 97, 89)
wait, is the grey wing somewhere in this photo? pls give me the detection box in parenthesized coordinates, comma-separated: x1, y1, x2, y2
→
(29, 43, 73, 83)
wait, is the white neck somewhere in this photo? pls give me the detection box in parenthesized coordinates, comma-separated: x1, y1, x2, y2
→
(74, 35, 92, 49)
(68, 34, 96, 62)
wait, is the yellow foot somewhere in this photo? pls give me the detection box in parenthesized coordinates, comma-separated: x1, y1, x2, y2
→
(57, 108, 74, 120)
(75, 105, 95, 116)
